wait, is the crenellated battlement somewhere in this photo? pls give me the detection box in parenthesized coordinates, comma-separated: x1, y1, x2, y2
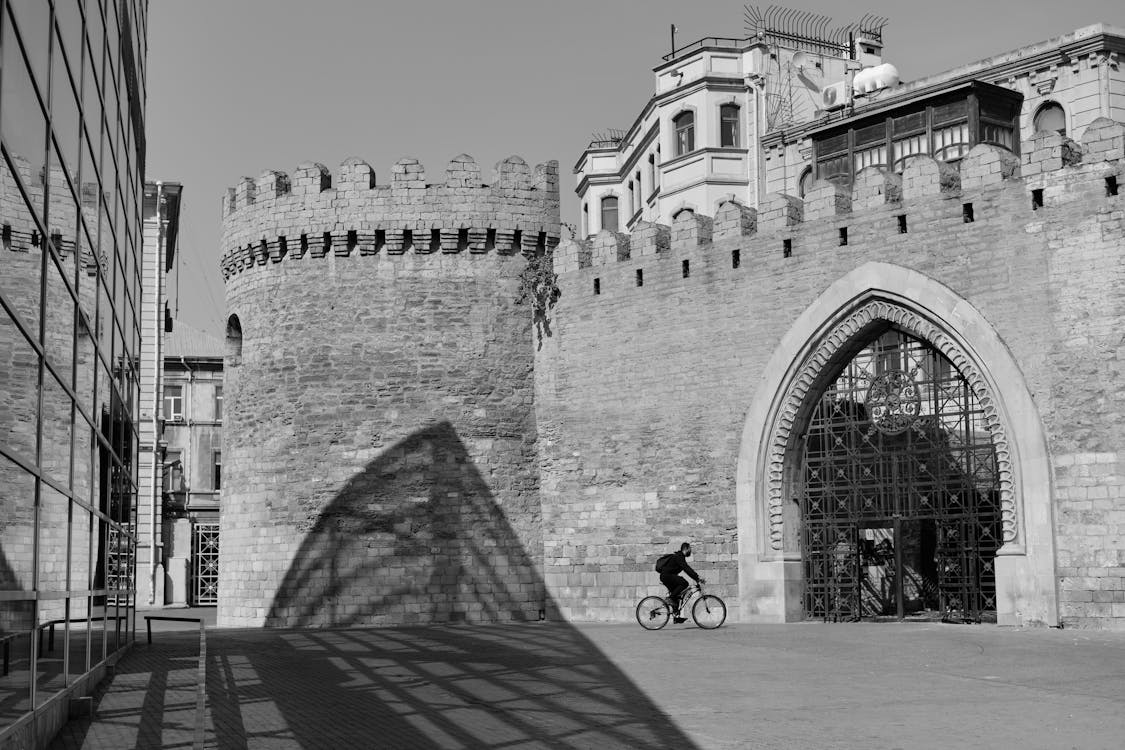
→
(220, 154, 561, 280)
(553, 118, 1125, 276)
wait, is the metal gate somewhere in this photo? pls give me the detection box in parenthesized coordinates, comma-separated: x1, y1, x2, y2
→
(801, 329, 1000, 623)
(192, 522, 220, 605)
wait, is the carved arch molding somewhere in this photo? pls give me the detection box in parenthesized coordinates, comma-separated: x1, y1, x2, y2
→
(765, 299, 1017, 551)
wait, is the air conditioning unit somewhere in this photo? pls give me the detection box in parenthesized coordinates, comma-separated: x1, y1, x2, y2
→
(820, 81, 848, 110)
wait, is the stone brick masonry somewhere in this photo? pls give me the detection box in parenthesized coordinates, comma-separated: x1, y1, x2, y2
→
(219, 155, 560, 627)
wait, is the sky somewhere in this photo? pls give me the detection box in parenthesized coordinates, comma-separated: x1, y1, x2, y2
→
(146, 0, 1125, 338)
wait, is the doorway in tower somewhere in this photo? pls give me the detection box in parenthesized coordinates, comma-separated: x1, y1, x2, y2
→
(798, 328, 1001, 623)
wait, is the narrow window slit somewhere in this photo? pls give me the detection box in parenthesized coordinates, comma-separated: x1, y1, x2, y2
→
(594, 278, 601, 295)
(838, 227, 848, 246)
(731, 249, 740, 269)
(1031, 189, 1043, 210)
(635, 268, 644, 287)
(1107, 176, 1119, 197)
(682, 259, 690, 278)
(896, 215, 908, 234)
(782, 238, 792, 257)
(962, 203, 974, 223)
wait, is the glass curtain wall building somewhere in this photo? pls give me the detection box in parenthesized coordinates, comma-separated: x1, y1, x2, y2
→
(1, 0, 147, 739)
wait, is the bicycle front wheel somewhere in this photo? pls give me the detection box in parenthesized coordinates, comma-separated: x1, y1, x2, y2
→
(692, 594, 727, 629)
(636, 596, 672, 630)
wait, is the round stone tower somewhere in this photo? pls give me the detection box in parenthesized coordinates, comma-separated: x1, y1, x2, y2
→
(218, 154, 559, 627)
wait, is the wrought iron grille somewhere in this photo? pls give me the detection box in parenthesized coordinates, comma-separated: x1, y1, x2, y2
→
(800, 330, 1000, 622)
(192, 522, 220, 605)
(106, 524, 134, 605)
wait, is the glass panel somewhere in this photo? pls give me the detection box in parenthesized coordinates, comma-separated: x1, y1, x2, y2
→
(7, 1, 51, 94)
(96, 246, 113, 355)
(54, 0, 84, 77)
(45, 239, 78, 397)
(66, 594, 91, 682)
(0, 623, 32, 721)
(40, 370, 74, 489)
(1033, 104, 1066, 136)
(0, 453, 36, 595)
(0, 308, 40, 466)
(36, 485, 70, 705)
(2, 16, 49, 224)
(0, 451, 36, 718)
(720, 105, 739, 147)
(817, 153, 849, 182)
(981, 122, 1014, 150)
(853, 145, 887, 172)
(674, 112, 694, 156)
(600, 197, 618, 233)
(892, 134, 928, 171)
(933, 123, 970, 161)
(81, 66, 104, 179)
(91, 518, 107, 661)
(73, 416, 97, 509)
(50, 44, 83, 183)
(48, 165, 82, 285)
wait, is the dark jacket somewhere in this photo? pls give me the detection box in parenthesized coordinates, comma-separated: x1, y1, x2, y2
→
(661, 551, 700, 582)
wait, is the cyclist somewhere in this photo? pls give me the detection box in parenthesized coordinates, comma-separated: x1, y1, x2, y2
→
(656, 542, 704, 623)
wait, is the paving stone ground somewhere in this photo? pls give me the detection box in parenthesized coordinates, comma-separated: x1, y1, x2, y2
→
(46, 612, 1125, 749)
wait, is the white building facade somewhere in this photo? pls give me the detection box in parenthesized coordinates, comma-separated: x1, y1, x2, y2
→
(576, 20, 1125, 234)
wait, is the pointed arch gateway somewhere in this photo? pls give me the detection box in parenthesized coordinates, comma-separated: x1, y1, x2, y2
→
(736, 263, 1059, 626)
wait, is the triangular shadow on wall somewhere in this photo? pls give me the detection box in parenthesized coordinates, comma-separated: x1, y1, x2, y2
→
(266, 421, 544, 627)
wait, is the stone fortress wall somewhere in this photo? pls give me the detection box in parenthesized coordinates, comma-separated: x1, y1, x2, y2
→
(536, 120, 1125, 629)
(220, 122, 1125, 630)
(218, 154, 560, 627)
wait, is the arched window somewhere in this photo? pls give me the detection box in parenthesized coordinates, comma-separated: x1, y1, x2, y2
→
(720, 104, 740, 147)
(798, 167, 814, 198)
(226, 314, 243, 366)
(1033, 102, 1066, 136)
(673, 111, 695, 156)
(600, 196, 619, 233)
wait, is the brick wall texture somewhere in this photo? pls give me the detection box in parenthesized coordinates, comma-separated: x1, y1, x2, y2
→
(222, 120, 1125, 630)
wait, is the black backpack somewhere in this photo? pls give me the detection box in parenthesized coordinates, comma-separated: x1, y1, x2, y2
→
(655, 553, 674, 573)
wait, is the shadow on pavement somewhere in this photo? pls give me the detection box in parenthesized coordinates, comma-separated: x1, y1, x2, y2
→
(205, 623, 695, 749)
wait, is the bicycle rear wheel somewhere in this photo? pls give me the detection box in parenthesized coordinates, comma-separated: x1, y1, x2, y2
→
(636, 596, 672, 630)
(692, 594, 727, 629)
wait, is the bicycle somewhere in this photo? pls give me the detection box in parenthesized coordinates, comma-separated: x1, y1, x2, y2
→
(635, 583, 727, 630)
